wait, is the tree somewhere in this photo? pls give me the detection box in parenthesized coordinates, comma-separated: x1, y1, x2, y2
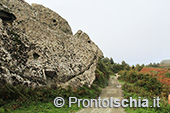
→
(132, 65, 135, 69)
(135, 64, 144, 71)
(110, 58, 114, 64)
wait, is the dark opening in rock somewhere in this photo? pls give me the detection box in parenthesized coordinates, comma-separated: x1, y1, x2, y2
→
(0, 67, 2, 72)
(0, 79, 6, 86)
(11, 76, 16, 80)
(88, 41, 91, 43)
(24, 82, 28, 86)
(53, 19, 56, 23)
(45, 71, 57, 79)
(33, 53, 40, 60)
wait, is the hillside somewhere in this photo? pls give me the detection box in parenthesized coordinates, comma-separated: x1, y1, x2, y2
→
(118, 65, 170, 112)
(160, 59, 170, 66)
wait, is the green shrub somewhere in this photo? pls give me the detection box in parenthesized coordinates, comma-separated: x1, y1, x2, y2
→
(122, 83, 170, 113)
(121, 70, 163, 96)
(165, 72, 170, 77)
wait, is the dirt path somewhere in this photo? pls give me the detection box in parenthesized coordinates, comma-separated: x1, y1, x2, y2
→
(76, 76, 126, 113)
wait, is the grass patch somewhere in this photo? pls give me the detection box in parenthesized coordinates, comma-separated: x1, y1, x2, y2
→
(0, 83, 102, 113)
(110, 74, 116, 76)
(118, 79, 126, 84)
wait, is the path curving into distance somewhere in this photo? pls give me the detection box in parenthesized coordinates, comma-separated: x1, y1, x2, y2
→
(76, 75, 126, 113)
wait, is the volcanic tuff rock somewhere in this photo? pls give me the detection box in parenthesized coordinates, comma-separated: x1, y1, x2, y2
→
(0, 0, 103, 88)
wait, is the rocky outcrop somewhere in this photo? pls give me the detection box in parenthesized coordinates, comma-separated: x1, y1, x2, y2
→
(0, 0, 103, 88)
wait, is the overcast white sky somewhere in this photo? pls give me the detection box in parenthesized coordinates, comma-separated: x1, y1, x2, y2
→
(25, 0, 170, 65)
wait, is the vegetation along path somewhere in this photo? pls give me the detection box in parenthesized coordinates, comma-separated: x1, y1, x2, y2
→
(77, 75, 126, 113)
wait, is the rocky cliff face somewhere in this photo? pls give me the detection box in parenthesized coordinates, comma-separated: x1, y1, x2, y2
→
(0, 0, 103, 88)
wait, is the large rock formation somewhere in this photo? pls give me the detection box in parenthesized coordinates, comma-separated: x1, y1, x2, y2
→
(0, 0, 103, 88)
